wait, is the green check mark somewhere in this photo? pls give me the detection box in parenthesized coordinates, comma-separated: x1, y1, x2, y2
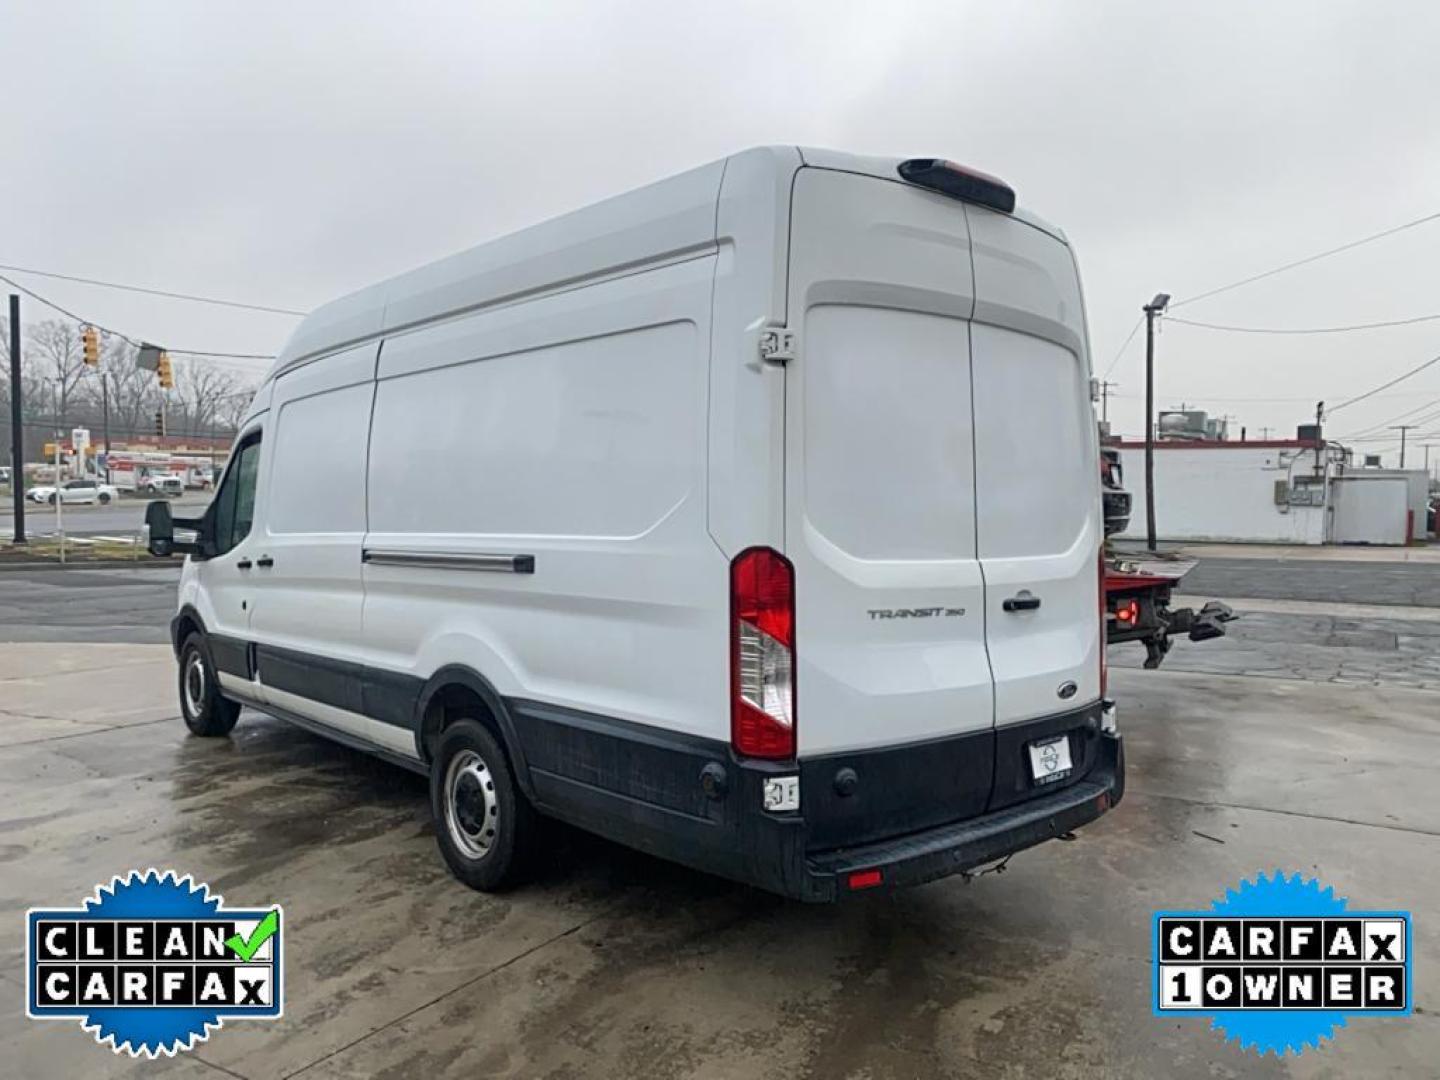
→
(225, 909, 279, 962)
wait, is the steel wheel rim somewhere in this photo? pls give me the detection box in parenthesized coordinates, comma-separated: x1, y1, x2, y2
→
(444, 748, 499, 860)
(183, 651, 207, 718)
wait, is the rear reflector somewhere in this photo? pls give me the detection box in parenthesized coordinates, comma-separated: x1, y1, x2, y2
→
(848, 869, 883, 891)
(731, 547, 796, 759)
(897, 158, 1016, 213)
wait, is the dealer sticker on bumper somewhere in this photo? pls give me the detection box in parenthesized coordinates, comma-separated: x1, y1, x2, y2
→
(1028, 735, 1072, 786)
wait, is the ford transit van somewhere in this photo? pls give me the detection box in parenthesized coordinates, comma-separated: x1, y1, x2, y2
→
(148, 147, 1122, 901)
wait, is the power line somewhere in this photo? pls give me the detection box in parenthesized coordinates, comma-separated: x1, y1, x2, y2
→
(1327, 350, 1440, 415)
(0, 272, 275, 361)
(1168, 311, 1440, 335)
(1170, 209, 1440, 310)
(1101, 314, 1144, 378)
(1336, 395, 1440, 440)
(0, 262, 305, 316)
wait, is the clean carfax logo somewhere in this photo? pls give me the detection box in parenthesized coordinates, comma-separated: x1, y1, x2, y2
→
(26, 869, 283, 1058)
(1153, 871, 1412, 1056)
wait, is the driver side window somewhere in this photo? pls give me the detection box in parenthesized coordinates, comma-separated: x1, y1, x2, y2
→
(211, 432, 262, 556)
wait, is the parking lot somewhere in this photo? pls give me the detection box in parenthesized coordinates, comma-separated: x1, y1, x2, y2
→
(2, 550, 1438, 1078)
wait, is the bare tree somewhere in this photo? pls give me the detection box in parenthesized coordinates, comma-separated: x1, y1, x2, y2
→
(27, 320, 89, 428)
(102, 340, 164, 441)
(172, 357, 239, 437)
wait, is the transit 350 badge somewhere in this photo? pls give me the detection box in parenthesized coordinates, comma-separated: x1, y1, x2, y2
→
(1153, 871, 1412, 1055)
(25, 869, 283, 1057)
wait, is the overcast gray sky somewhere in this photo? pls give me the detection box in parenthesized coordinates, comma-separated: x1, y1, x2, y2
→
(4, 1, 1439, 463)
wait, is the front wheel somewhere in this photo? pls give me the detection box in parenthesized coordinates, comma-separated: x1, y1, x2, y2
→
(178, 633, 241, 736)
(430, 720, 538, 891)
(98, 492, 111, 504)
(47, 493, 56, 505)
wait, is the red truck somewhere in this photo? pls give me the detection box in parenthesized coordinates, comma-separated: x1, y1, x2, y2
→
(1101, 448, 1234, 668)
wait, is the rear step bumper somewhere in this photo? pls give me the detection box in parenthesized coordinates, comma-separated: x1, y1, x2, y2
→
(795, 732, 1124, 902)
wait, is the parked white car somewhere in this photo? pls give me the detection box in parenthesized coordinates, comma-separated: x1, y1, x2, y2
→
(143, 473, 186, 496)
(28, 478, 120, 505)
(149, 147, 1117, 901)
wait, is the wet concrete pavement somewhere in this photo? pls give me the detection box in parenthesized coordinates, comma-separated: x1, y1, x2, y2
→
(3, 637, 1438, 1078)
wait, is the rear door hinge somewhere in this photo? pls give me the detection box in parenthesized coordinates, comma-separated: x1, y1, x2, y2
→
(759, 328, 796, 365)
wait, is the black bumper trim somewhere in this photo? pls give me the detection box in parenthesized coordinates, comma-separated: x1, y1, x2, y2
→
(804, 734, 1123, 900)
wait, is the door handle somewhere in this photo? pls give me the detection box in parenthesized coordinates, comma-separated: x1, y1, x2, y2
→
(236, 558, 253, 570)
(256, 556, 275, 569)
(1003, 592, 1041, 612)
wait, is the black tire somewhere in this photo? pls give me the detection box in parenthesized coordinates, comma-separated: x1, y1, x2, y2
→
(430, 720, 538, 891)
(47, 493, 56, 505)
(98, 492, 111, 504)
(178, 632, 241, 737)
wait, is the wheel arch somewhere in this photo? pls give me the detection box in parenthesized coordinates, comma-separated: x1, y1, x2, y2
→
(171, 604, 207, 658)
(413, 665, 536, 801)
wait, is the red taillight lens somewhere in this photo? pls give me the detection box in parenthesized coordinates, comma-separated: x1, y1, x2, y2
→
(731, 547, 796, 760)
(1099, 549, 1109, 697)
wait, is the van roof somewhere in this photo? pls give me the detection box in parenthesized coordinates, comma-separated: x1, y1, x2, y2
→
(267, 146, 1066, 381)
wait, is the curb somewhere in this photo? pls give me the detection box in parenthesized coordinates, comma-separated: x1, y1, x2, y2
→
(0, 558, 173, 571)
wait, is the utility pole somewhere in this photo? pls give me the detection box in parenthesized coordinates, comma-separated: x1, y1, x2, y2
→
(100, 372, 112, 482)
(1143, 293, 1171, 552)
(1314, 401, 1324, 472)
(1098, 380, 1118, 423)
(1391, 424, 1416, 468)
(8, 294, 25, 544)
(52, 379, 65, 563)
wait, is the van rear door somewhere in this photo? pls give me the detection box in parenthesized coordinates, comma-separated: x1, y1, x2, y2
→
(784, 167, 994, 847)
(967, 207, 1103, 809)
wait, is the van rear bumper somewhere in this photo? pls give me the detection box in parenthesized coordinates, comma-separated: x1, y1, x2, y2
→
(516, 694, 1125, 903)
(798, 733, 1124, 901)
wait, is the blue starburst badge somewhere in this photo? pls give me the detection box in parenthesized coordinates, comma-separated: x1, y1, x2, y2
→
(1153, 871, 1412, 1056)
(26, 869, 283, 1058)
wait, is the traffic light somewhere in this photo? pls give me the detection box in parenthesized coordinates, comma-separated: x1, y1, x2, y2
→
(82, 325, 100, 368)
(156, 351, 174, 389)
(154, 408, 166, 437)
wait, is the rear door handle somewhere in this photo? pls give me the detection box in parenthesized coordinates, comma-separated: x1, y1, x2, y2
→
(236, 558, 253, 570)
(1003, 592, 1041, 612)
(256, 556, 275, 569)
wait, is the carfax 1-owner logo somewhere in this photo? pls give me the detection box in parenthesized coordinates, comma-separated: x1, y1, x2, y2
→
(1153, 871, 1412, 1056)
(25, 869, 283, 1057)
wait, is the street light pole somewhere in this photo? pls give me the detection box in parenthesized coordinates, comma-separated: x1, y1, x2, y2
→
(1143, 292, 1171, 552)
(8, 294, 25, 544)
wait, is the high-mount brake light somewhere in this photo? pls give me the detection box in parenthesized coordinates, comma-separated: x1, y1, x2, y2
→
(731, 547, 796, 760)
(897, 158, 1016, 213)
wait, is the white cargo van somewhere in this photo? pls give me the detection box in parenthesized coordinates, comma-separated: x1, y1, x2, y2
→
(148, 148, 1121, 901)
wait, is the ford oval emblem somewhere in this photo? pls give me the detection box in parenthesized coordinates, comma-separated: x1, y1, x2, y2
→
(1057, 680, 1078, 700)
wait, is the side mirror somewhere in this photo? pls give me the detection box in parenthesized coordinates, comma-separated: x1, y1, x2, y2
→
(146, 500, 205, 558)
(145, 500, 176, 556)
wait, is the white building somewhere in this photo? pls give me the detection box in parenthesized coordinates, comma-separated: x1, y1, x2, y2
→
(1113, 439, 1430, 546)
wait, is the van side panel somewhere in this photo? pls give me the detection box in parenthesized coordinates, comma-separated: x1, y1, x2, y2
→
(361, 255, 728, 748)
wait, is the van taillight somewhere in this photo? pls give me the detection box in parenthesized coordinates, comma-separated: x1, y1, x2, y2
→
(731, 547, 795, 759)
(1099, 548, 1109, 698)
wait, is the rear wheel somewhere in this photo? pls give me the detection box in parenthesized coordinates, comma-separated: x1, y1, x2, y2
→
(178, 633, 240, 736)
(431, 720, 537, 891)
(98, 492, 111, 504)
